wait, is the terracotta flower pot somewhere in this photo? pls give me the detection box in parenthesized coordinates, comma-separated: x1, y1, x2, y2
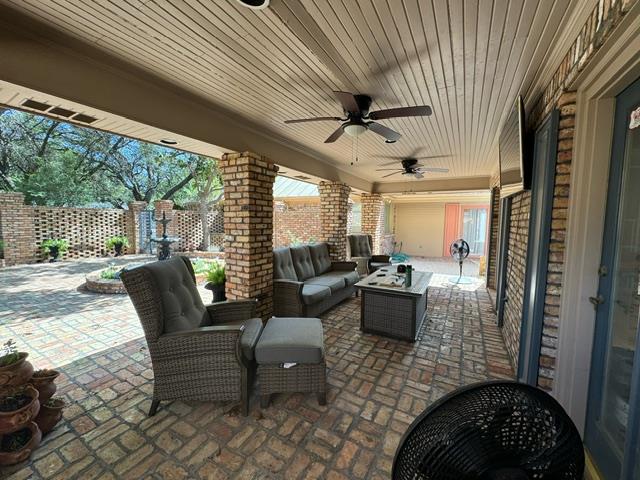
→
(29, 370, 59, 404)
(35, 398, 65, 435)
(0, 353, 33, 387)
(0, 422, 41, 466)
(0, 385, 40, 434)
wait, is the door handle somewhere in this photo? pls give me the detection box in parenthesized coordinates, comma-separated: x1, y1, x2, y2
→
(589, 295, 605, 310)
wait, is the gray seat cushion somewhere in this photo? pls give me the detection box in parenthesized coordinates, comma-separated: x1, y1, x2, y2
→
(334, 270, 359, 286)
(221, 317, 264, 361)
(290, 245, 315, 281)
(137, 257, 209, 334)
(255, 317, 324, 364)
(273, 247, 298, 281)
(348, 234, 372, 257)
(301, 284, 331, 305)
(304, 273, 346, 293)
(308, 242, 332, 275)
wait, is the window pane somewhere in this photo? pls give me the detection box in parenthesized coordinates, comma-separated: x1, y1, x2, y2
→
(462, 208, 487, 255)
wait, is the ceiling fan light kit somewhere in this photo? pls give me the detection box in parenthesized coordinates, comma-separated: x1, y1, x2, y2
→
(343, 123, 367, 137)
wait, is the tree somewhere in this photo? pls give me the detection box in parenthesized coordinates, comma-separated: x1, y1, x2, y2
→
(184, 158, 223, 250)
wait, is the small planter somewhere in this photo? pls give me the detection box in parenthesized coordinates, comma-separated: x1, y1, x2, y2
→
(0, 353, 33, 388)
(205, 282, 226, 303)
(114, 244, 124, 256)
(29, 370, 59, 404)
(0, 422, 41, 466)
(35, 398, 64, 435)
(0, 386, 40, 433)
(48, 246, 60, 262)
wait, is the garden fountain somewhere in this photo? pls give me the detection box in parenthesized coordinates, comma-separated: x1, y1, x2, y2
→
(151, 211, 179, 260)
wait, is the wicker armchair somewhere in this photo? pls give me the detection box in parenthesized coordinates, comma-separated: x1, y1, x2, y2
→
(121, 256, 262, 416)
(347, 234, 391, 275)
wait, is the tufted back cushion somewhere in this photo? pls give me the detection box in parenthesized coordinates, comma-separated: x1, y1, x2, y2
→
(348, 234, 372, 257)
(135, 257, 209, 334)
(273, 247, 298, 281)
(308, 242, 332, 275)
(290, 245, 316, 280)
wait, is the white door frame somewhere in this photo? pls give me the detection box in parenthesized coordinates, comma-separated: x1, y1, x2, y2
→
(553, 7, 640, 434)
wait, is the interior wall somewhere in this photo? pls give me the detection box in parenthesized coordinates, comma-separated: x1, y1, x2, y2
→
(394, 203, 446, 257)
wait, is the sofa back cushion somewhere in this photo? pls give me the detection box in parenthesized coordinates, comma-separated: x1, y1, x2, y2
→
(308, 242, 332, 275)
(136, 256, 209, 334)
(290, 245, 316, 281)
(273, 247, 298, 281)
(348, 234, 372, 257)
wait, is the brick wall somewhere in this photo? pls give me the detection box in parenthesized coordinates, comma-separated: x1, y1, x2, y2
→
(318, 181, 351, 261)
(0, 192, 36, 265)
(220, 151, 278, 319)
(360, 193, 384, 255)
(174, 206, 224, 252)
(501, 191, 531, 369)
(273, 200, 321, 248)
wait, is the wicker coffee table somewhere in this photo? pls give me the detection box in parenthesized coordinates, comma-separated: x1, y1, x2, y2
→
(355, 268, 432, 341)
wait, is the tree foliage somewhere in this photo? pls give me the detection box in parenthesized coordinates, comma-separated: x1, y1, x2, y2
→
(0, 108, 219, 207)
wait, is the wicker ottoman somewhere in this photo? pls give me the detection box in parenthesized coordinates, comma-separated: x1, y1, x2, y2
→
(255, 317, 327, 408)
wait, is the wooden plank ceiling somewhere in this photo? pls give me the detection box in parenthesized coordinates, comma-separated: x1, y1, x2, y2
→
(1, 0, 574, 184)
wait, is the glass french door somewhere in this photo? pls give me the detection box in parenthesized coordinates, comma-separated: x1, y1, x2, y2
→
(585, 76, 640, 480)
(461, 206, 488, 256)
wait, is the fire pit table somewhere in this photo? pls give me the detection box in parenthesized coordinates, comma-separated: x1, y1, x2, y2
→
(355, 268, 432, 342)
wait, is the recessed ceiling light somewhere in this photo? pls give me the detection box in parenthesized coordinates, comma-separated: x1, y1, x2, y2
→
(235, 0, 270, 10)
(160, 138, 178, 145)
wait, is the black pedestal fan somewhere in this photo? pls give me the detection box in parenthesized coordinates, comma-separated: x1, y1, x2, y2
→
(449, 239, 471, 284)
(392, 381, 584, 480)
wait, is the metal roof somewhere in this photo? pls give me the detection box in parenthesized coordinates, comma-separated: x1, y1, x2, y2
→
(273, 176, 318, 198)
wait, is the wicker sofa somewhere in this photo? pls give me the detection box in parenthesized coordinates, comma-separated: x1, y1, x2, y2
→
(273, 242, 358, 317)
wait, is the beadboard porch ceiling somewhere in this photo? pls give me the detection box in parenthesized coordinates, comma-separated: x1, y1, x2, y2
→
(0, 0, 586, 190)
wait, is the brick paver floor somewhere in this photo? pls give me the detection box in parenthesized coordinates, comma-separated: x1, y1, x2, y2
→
(0, 258, 513, 479)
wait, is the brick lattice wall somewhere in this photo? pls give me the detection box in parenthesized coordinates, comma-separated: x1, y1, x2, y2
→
(273, 200, 321, 248)
(174, 207, 224, 252)
(318, 181, 351, 261)
(32, 206, 128, 261)
(501, 191, 531, 370)
(486, 186, 501, 289)
(220, 151, 278, 319)
(360, 193, 384, 255)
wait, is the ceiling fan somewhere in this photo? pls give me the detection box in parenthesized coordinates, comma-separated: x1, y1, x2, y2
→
(284, 91, 432, 143)
(376, 153, 450, 179)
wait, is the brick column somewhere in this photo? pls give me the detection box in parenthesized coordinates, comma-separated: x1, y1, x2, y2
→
(126, 201, 147, 254)
(0, 192, 36, 266)
(220, 152, 278, 319)
(486, 186, 500, 289)
(318, 181, 351, 261)
(153, 200, 175, 237)
(360, 193, 385, 254)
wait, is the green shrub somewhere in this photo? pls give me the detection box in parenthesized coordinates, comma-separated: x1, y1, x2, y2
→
(0, 340, 19, 367)
(100, 266, 120, 280)
(191, 258, 213, 275)
(105, 236, 129, 250)
(41, 239, 69, 254)
(206, 261, 225, 285)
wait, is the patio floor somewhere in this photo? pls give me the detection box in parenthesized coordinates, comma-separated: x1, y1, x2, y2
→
(0, 257, 513, 480)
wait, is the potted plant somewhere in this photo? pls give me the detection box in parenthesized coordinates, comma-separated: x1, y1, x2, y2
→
(0, 340, 33, 387)
(105, 236, 129, 257)
(0, 422, 41, 466)
(41, 239, 69, 262)
(29, 369, 59, 404)
(0, 385, 40, 433)
(35, 397, 64, 435)
(204, 261, 226, 303)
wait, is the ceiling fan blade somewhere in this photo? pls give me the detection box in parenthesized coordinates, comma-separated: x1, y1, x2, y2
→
(333, 91, 360, 114)
(408, 147, 425, 158)
(370, 154, 404, 159)
(418, 167, 450, 173)
(324, 125, 345, 143)
(414, 154, 452, 160)
(375, 168, 403, 171)
(367, 122, 401, 142)
(369, 105, 432, 120)
(381, 171, 402, 178)
(284, 116, 342, 124)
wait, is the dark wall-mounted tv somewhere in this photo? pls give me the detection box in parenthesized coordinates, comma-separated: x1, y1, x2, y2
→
(499, 95, 532, 191)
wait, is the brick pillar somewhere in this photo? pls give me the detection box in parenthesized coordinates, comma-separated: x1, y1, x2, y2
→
(220, 151, 278, 319)
(153, 200, 175, 237)
(126, 201, 147, 254)
(318, 181, 351, 261)
(360, 193, 385, 254)
(486, 186, 500, 289)
(0, 192, 36, 266)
